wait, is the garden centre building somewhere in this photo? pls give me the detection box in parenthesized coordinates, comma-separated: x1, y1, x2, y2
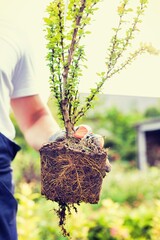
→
(136, 118, 160, 170)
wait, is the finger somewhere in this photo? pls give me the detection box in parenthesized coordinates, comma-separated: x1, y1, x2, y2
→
(93, 134, 104, 148)
(85, 133, 104, 148)
(73, 125, 92, 139)
(48, 130, 66, 142)
(82, 133, 104, 149)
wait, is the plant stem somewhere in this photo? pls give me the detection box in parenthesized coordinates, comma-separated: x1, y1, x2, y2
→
(62, 0, 86, 137)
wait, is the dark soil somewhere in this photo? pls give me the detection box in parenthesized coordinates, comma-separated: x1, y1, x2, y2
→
(39, 137, 111, 237)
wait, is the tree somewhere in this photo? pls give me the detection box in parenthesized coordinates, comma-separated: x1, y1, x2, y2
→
(41, 1, 159, 236)
(44, 0, 155, 137)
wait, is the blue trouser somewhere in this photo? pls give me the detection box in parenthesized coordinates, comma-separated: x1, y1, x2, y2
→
(0, 133, 20, 240)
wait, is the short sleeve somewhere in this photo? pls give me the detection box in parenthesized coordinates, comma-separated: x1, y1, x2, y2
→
(11, 36, 39, 99)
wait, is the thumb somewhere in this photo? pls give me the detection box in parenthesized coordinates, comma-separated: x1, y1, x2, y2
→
(73, 125, 92, 139)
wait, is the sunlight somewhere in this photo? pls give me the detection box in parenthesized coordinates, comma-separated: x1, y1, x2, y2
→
(1, 0, 159, 99)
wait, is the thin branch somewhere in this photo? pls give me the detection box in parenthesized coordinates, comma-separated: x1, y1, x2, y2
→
(61, 0, 87, 135)
(106, 2, 146, 77)
(62, 0, 86, 98)
(57, 2, 65, 63)
(74, 46, 147, 124)
(75, 2, 97, 46)
(106, 1, 128, 75)
(68, 50, 83, 120)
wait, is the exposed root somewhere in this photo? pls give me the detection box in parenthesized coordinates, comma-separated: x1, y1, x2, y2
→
(55, 202, 79, 237)
(39, 137, 111, 237)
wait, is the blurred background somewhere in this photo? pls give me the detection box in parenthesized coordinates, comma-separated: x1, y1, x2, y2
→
(12, 93, 160, 240)
(1, 0, 160, 239)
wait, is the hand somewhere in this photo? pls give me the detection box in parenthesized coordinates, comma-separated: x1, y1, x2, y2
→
(48, 130, 66, 142)
(48, 125, 104, 148)
(80, 133, 104, 149)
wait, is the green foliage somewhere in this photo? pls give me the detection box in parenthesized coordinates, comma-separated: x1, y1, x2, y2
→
(12, 149, 40, 186)
(10, 113, 28, 150)
(44, 0, 101, 129)
(87, 198, 155, 240)
(102, 108, 139, 161)
(101, 163, 160, 205)
(44, 0, 151, 133)
(15, 183, 41, 240)
(12, 99, 160, 238)
(82, 98, 160, 163)
(104, 0, 147, 76)
(14, 159, 160, 240)
(15, 182, 65, 240)
(82, 104, 144, 162)
(144, 106, 160, 118)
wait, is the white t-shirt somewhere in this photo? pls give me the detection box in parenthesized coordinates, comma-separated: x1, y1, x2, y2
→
(0, 20, 39, 140)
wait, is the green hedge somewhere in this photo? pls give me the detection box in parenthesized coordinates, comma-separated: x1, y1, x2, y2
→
(101, 163, 160, 205)
(15, 183, 160, 240)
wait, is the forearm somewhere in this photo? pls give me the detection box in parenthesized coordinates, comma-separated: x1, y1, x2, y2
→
(24, 113, 60, 150)
(11, 95, 60, 151)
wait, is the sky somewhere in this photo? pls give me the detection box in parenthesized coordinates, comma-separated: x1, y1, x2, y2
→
(0, 0, 160, 101)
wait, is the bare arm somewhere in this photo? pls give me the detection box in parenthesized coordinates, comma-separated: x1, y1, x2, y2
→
(11, 95, 60, 150)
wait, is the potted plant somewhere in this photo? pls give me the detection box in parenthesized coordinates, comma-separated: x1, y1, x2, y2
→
(39, 0, 155, 236)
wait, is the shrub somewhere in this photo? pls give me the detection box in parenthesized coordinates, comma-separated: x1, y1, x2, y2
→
(144, 106, 160, 118)
(83, 105, 143, 163)
(15, 182, 66, 240)
(101, 163, 160, 205)
(14, 163, 160, 240)
(87, 198, 157, 240)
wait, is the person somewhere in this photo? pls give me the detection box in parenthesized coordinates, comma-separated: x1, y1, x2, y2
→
(0, 19, 107, 240)
(0, 18, 63, 240)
